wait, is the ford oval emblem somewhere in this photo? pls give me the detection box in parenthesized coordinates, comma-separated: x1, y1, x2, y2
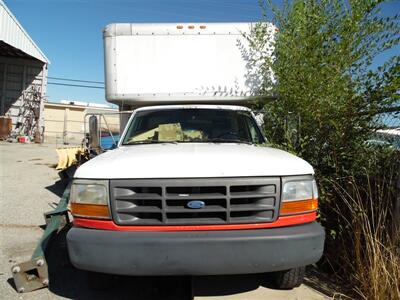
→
(187, 200, 205, 209)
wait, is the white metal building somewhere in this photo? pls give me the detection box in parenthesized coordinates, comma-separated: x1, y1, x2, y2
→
(0, 0, 49, 141)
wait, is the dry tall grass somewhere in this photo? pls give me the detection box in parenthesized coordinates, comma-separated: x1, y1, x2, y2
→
(331, 176, 400, 300)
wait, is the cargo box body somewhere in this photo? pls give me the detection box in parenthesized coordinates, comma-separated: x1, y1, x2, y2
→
(103, 23, 275, 106)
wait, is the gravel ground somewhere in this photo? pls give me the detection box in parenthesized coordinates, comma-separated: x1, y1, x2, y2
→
(0, 141, 329, 300)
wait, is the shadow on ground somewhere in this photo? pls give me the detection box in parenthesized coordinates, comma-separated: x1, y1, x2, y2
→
(6, 225, 304, 300)
(45, 180, 68, 198)
(45, 228, 193, 300)
(44, 228, 269, 299)
(6, 220, 331, 299)
(304, 266, 351, 298)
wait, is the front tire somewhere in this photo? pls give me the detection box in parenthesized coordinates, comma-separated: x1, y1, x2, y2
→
(271, 266, 305, 289)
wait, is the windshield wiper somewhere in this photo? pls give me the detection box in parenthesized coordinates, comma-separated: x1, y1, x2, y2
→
(124, 139, 253, 145)
(124, 140, 178, 145)
(207, 138, 253, 145)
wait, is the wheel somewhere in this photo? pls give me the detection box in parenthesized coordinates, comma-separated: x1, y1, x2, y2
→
(271, 266, 305, 289)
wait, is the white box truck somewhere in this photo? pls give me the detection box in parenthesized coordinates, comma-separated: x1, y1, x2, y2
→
(67, 23, 325, 289)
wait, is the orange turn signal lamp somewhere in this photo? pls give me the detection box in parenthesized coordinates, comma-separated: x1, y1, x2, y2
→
(280, 198, 318, 216)
(70, 203, 110, 219)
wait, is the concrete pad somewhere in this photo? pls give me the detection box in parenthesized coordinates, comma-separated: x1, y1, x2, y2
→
(0, 142, 62, 227)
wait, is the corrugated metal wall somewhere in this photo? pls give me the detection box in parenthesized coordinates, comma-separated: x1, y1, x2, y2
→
(0, 56, 47, 137)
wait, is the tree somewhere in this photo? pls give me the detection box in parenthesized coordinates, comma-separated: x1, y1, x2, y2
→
(248, 0, 400, 297)
(249, 0, 399, 175)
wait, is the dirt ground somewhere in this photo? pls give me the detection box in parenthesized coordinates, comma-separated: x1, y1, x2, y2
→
(0, 141, 331, 299)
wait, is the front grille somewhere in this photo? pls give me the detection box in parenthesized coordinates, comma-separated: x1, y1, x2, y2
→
(110, 178, 281, 225)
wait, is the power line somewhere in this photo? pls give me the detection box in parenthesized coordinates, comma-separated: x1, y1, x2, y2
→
(48, 76, 104, 85)
(48, 82, 105, 89)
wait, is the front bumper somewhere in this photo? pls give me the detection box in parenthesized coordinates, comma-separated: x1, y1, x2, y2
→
(67, 222, 325, 276)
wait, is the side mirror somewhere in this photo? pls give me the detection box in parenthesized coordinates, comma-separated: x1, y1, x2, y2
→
(88, 115, 100, 150)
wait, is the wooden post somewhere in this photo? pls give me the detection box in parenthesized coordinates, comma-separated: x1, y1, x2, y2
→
(63, 108, 69, 145)
(1, 64, 7, 116)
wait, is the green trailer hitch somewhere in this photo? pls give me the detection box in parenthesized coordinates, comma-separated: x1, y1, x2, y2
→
(11, 184, 71, 293)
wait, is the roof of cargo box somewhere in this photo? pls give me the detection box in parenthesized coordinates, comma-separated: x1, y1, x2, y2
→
(103, 22, 275, 106)
(104, 23, 262, 37)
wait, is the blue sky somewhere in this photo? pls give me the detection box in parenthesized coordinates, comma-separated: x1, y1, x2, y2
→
(4, 0, 400, 106)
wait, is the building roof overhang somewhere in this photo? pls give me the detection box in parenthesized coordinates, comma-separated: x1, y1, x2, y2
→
(0, 0, 49, 63)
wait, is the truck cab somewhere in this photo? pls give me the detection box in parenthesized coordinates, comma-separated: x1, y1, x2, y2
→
(66, 23, 325, 289)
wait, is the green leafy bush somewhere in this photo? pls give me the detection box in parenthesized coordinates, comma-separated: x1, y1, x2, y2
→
(248, 0, 400, 298)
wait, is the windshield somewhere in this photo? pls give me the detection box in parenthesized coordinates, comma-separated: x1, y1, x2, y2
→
(122, 108, 265, 145)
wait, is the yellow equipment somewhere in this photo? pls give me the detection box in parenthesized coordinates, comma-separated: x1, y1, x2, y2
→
(56, 147, 85, 170)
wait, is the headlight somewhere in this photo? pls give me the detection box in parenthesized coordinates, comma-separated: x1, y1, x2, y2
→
(280, 178, 318, 216)
(70, 180, 110, 219)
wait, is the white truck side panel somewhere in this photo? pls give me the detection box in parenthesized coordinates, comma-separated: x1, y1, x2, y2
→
(103, 23, 274, 105)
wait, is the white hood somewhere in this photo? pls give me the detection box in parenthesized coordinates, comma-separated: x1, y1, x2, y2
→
(75, 143, 314, 179)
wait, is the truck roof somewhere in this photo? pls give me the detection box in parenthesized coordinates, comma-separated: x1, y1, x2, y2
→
(133, 104, 252, 113)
